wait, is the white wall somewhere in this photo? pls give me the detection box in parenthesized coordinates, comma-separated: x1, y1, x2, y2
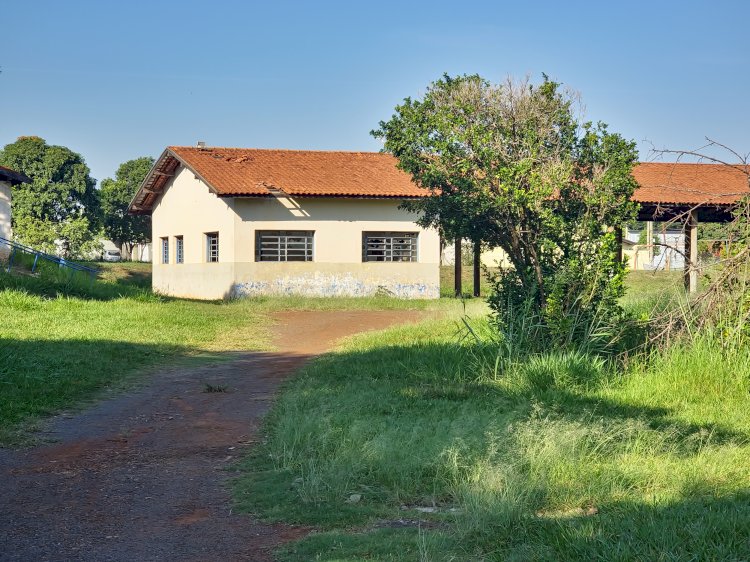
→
(0, 180, 11, 242)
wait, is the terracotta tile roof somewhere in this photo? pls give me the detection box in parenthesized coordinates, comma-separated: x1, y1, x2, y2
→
(632, 162, 749, 206)
(128, 146, 750, 215)
(168, 146, 425, 198)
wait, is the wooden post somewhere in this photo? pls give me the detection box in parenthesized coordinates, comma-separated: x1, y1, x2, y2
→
(454, 238, 462, 297)
(646, 221, 654, 263)
(684, 210, 699, 293)
(473, 240, 481, 297)
(615, 227, 623, 264)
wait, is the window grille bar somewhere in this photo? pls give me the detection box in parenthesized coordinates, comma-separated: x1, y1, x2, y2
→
(256, 231, 314, 262)
(362, 232, 418, 262)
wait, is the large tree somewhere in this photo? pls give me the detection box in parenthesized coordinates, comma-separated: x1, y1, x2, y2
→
(100, 156, 154, 259)
(374, 75, 639, 347)
(0, 136, 101, 258)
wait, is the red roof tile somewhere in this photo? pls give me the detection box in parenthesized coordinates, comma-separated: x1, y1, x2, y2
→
(632, 162, 749, 206)
(168, 146, 425, 198)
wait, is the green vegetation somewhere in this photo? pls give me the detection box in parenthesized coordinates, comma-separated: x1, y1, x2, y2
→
(233, 272, 749, 561)
(375, 74, 639, 349)
(439, 265, 495, 298)
(100, 157, 154, 257)
(0, 136, 101, 258)
(0, 262, 462, 444)
(0, 269, 269, 444)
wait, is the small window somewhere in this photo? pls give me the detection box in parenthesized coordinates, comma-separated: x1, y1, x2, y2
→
(206, 232, 219, 262)
(161, 237, 169, 264)
(175, 236, 184, 264)
(363, 232, 418, 262)
(256, 231, 314, 262)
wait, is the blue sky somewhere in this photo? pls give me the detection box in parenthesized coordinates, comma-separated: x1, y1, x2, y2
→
(1, 0, 748, 184)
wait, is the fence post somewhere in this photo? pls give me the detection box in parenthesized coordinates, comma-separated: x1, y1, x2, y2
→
(6, 247, 16, 272)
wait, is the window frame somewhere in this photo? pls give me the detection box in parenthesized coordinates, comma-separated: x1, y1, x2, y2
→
(160, 236, 169, 264)
(362, 231, 419, 263)
(175, 235, 184, 264)
(255, 230, 315, 262)
(205, 232, 219, 263)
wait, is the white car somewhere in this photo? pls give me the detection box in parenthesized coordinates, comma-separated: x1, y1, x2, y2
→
(102, 249, 122, 262)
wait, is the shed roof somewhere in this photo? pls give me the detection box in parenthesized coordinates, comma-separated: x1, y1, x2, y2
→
(632, 163, 749, 206)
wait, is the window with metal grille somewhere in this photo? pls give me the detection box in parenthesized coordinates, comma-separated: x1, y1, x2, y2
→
(256, 231, 314, 262)
(161, 237, 169, 264)
(362, 232, 418, 262)
(206, 232, 219, 262)
(175, 236, 184, 264)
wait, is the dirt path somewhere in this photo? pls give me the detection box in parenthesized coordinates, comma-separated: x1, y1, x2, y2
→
(0, 310, 421, 562)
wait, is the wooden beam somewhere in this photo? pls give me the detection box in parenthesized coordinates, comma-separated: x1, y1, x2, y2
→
(684, 210, 699, 293)
(454, 238, 462, 298)
(615, 227, 623, 263)
(473, 240, 481, 297)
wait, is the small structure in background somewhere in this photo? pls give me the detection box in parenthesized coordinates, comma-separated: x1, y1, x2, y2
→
(0, 166, 31, 238)
(98, 239, 152, 262)
(0, 166, 30, 257)
(623, 224, 686, 271)
(632, 163, 749, 292)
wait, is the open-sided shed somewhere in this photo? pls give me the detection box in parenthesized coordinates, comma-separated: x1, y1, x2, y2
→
(632, 163, 749, 291)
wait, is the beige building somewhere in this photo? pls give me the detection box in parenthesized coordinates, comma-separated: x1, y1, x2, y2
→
(129, 146, 440, 299)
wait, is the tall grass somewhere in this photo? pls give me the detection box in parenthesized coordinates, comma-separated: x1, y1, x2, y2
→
(234, 279, 750, 560)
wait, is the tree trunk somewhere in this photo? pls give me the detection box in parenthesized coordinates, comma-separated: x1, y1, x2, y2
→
(454, 238, 462, 298)
(473, 239, 481, 297)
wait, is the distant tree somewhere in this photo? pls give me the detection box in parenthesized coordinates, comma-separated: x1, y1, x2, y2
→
(0, 136, 101, 258)
(100, 157, 154, 259)
(374, 74, 639, 348)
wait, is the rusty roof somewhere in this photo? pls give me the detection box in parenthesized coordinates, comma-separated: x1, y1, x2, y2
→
(128, 146, 750, 215)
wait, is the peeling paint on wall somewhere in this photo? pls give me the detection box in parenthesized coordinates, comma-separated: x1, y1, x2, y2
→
(231, 271, 439, 299)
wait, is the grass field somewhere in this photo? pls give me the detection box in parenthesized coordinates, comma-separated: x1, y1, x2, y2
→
(5, 259, 724, 561)
(0, 261, 462, 444)
(0, 261, 682, 446)
(232, 270, 749, 561)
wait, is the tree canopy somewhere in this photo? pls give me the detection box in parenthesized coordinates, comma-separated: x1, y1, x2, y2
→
(373, 75, 639, 347)
(100, 156, 154, 258)
(0, 136, 100, 258)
